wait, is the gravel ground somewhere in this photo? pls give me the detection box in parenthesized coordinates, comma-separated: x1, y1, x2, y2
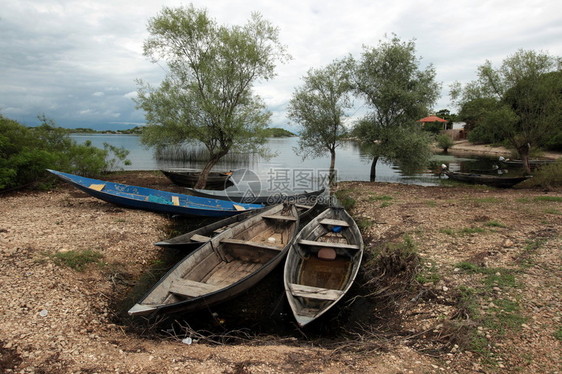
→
(0, 170, 560, 373)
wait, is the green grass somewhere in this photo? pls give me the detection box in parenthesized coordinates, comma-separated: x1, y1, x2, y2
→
(50, 249, 104, 272)
(356, 217, 374, 232)
(455, 262, 518, 290)
(416, 260, 441, 284)
(533, 196, 562, 202)
(368, 194, 393, 202)
(452, 263, 527, 363)
(554, 326, 562, 341)
(484, 220, 507, 228)
(334, 189, 356, 211)
(460, 227, 487, 235)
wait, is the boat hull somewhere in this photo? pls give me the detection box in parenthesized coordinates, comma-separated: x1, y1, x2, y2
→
(186, 187, 326, 205)
(284, 207, 363, 327)
(161, 169, 232, 189)
(47, 169, 262, 217)
(445, 171, 530, 188)
(129, 204, 299, 316)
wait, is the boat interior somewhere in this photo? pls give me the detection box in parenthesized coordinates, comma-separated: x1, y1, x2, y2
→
(287, 217, 362, 316)
(152, 207, 297, 305)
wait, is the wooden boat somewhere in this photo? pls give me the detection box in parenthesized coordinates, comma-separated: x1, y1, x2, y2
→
(47, 169, 262, 217)
(499, 159, 556, 169)
(444, 170, 531, 188)
(155, 201, 317, 251)
(128, 204, 299, 316)
(160, 169, 232, 189)
(284, 207, 363, 327)
(186, 186, 326, 205)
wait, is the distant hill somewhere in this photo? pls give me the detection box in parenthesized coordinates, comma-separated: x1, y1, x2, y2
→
(262, 127, 296, 137)
(67, 126, 294, 138)
(68, 126, 143, 135)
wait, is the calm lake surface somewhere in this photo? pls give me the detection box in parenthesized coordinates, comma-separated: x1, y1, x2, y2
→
(70, 134, 498, 187)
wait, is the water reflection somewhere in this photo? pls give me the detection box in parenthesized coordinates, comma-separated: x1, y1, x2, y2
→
(70, 134, 508, 186)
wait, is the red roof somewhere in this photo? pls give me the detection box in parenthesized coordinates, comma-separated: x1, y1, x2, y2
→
(418, 115, 448, 123)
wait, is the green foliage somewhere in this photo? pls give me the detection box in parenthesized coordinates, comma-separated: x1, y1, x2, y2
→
(521, 159, 562, 188)
(136, 5, 290, 188)
(0, 115, 113, 190)
(452, 50, 562, 166)
(288, 58, 354, 184)
(435, 133, 454, 151)
(334, 188, 356, 211)
(352, 35, 440, 180)
(50, 249, 104, 272)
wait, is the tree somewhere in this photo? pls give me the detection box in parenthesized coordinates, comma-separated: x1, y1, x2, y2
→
(352, 36, 440, 181)
(135, 5, 290, 188)
(287, 58, 353, 186)
(451, 49, 562, 173)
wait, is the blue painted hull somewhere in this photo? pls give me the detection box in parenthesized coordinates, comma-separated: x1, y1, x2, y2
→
(47, 170, 263, 217)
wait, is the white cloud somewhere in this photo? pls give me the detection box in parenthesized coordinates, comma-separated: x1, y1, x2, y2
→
(1, 0, 561, 130)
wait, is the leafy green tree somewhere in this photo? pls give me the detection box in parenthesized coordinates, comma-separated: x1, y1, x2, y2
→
(352, 36, 440, 180)
(135, 5, 290, 188)
(288, 58, 354, 185)
(436, 133, 454, 152)
(451, 49, 561, 172)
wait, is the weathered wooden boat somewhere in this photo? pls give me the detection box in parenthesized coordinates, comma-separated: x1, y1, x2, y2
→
(499, 159, 556, 169)
(444, 170, 531, 188)
(161, 169, 232, 189)
(186, 186, 326, 205)
(155, 201, 317, 251)
(128, 204, 299, 316)
(284, 207, 363, 327)
(47, 170, 262, 217)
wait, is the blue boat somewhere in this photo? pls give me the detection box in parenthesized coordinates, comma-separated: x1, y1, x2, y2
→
(47, 170, 264, 217)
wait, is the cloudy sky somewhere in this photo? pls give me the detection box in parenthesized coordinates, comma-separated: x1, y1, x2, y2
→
(1, 0, 561, 131)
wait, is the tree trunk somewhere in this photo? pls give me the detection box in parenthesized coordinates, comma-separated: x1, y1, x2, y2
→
(328, 149, 337, 187)
(517, 143, 531, 174)
(370, 156, 379, 182)
(194, 152, 227, 189)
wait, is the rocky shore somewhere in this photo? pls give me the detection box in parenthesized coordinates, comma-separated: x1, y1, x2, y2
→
(0, 161, 561, 373)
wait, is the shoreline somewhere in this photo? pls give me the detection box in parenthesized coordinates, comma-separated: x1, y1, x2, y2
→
(0, 173, 560, 373)
(442, 139, 562, 159)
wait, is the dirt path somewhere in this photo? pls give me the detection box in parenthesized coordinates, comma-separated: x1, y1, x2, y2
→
(0, 172, 560, 373)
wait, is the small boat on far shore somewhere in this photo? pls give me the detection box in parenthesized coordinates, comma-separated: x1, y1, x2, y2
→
(444, 170, 531, 188)
(499, 159, 556, 169)
(186, 186, 326, 205)
(161, 169, 232, 189)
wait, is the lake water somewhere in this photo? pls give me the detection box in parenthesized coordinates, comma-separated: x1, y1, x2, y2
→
(70, 134, 496, 187)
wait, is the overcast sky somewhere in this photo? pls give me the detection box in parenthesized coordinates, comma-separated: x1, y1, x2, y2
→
(1, 0, 561, 131)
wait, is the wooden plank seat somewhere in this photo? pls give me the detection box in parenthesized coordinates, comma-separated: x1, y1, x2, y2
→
(297, 239, 360, 250)
(319, 218, 349, 227)
(190, 234, 211, 242)
(288, 283, 344, 301)
(220, 237, 283, 251)
(263, 214, 298, 221)
(169, 279, 222, 298)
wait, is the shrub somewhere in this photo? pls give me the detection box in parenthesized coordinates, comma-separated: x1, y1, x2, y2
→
(0, 115, 123, 190)
(522, 159, 562, 189)
(436, 133, 454, 152)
